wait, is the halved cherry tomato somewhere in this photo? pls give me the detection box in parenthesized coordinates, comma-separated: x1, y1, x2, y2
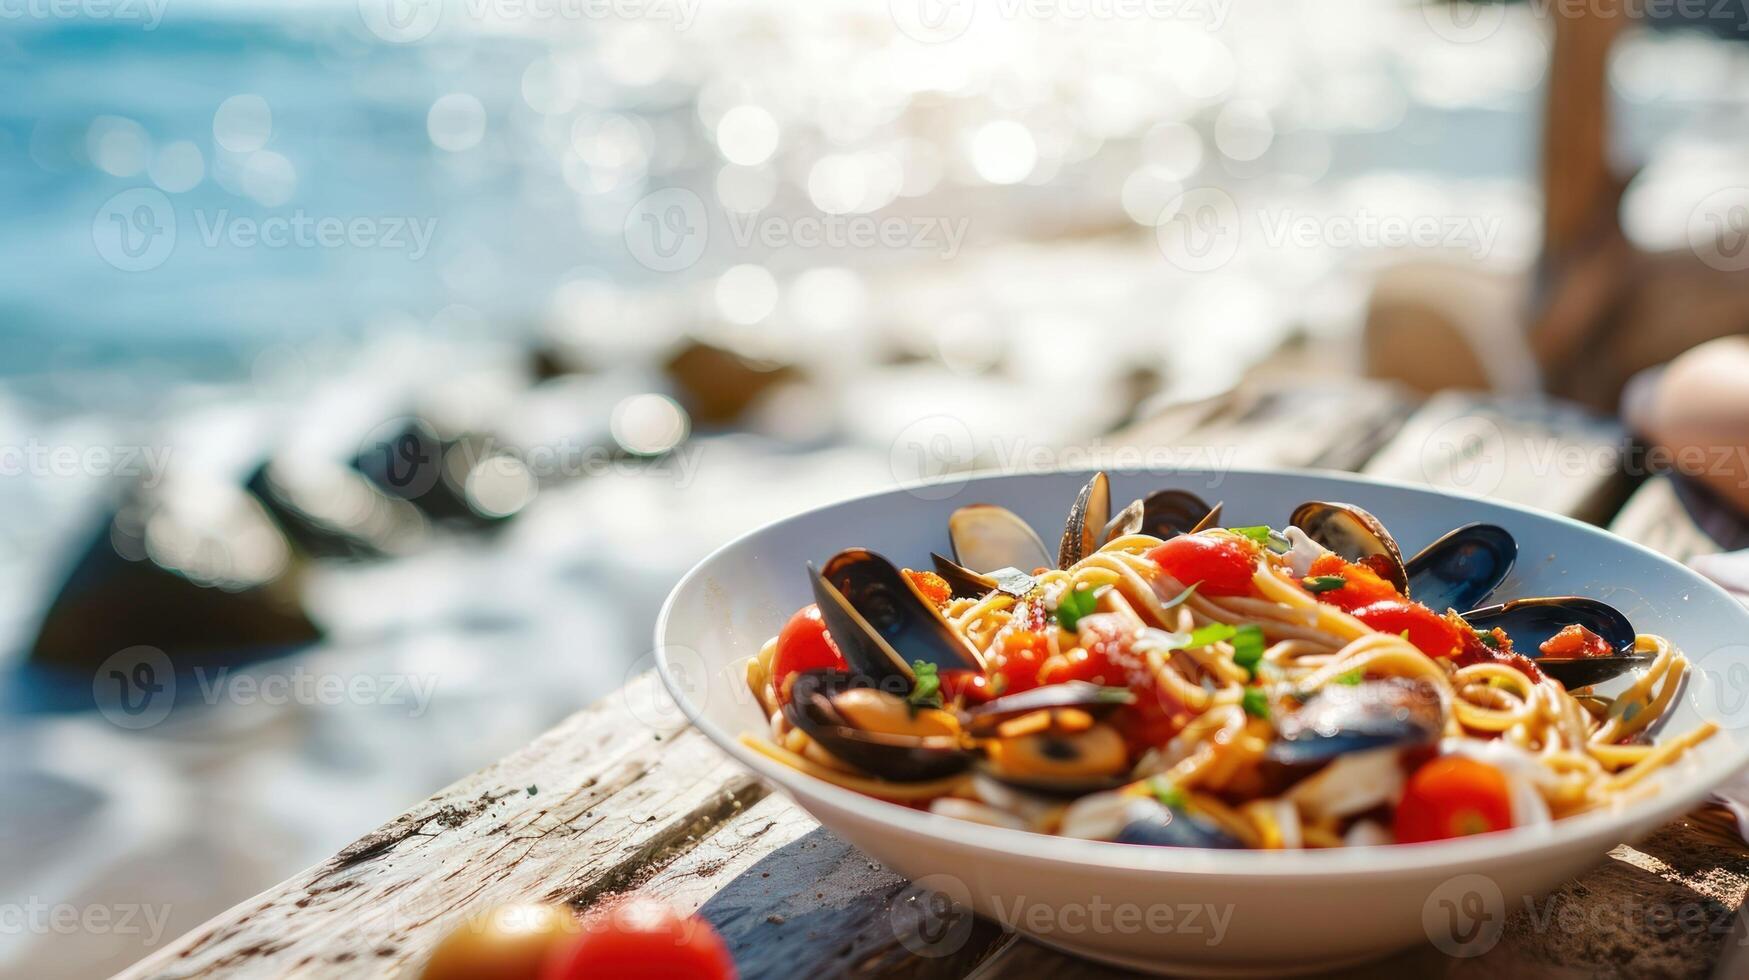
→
(1539, 623, 1615, 659)
(902, 569, 953, 606)
(938, 668, 995, 705)
(1045, 614, 1183, 749)
(1349, 600, 1463, 659)
(542, 899, 735, 980)
(770, 605, 847, 701)
(1394, 756, 1514, 844)
(986, 629, 1050, 694)
(1305, 554, 1401, 611)
(1145, 535, 1259, 597)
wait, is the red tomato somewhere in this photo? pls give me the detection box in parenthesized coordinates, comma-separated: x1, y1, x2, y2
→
(1349, 600, 1462, 659)
(771, 605, 847, 701)
(938, 668, 994, 705)
(1305, 554, 1402, 610)
(542, 900, 735, 980)
(1394, 756, 1514, 844)
(1146, 535, 1259, 597)
(1045, 614, 1182, 749)
(1539, 624, 1615, 659)
(986, 629, 1050, 694)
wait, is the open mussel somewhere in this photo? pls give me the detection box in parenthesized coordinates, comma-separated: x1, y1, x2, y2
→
(978, 722, 1131, 797)
(783, 670, 970, 782)
(811, 548, 984, 686)
(1140, 490, 1222, 540)
(1461, 596, 1649, 686)
(1404, 523, 1516, 614)
(1289, 501, 1409, 595)
(1267, 678, 1443, 766)
(965, 681, 1136, 736)
(947, 504, 1051, 574)
(1114, 798, 1244, 849)
(928, 552, 1035, 601)
(1059, 472, 1113, 568)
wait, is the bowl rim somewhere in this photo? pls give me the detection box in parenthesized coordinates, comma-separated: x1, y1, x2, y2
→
(655, 464, 1749, 878)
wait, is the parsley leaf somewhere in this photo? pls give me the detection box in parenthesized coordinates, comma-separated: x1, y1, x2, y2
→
(907, 661, 943, 708)
(1333, 669, 1364, 686)
(1302, 575, 1346, 594)
(1053, 587, 1100, 631)
(1149, 777, 1188, 810)
(1231, 624, 1265, 679)
(1241, 686, 1270, 719)
(1185, 622, 1239, 648)
(1158, 582, 1200, 611)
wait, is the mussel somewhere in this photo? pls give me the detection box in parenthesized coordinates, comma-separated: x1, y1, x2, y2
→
(977, 722, 1131, 796)
(965, 681, 1136, 736)
(1404, 523, 1517, 614)
(811, 548, 984, 686)
(1058, 472, 1113, 568)
(1114, 797, 1244, 849)
(1461, 596, 1649, 686)
(1139, 490, 1222, 540)
(1267, 678, 1443, 765)
(947, 503, 1051, 574)
(1289, 501, 1410, 595)
(783, 670, 970, 782)
(929, 552, 1036, 601)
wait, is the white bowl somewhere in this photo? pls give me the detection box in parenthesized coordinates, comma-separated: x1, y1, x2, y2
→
(654, 468, 1749, 976)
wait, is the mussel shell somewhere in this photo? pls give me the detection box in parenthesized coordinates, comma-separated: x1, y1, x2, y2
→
(1461, 596, 1635, 657)
(783, 670, 971, 782)
(977, 724, 1130, 797)
(929, 552, 1035, 601)
(1405, 523, 1517, 614)
(1139, 490, 1220, 540)
(1531, 654, 1659, 688)
(1267, 678, 1443, 765)
(949, 504, 1051, 574)
(1102, 498, 1146, 546)
(1114, 799, 1244, 849)
(1058, 471, 1112, 569)
(964, 681, 1135, 736)
(1289, 500, 1409, 595)
(811, 549, 984, 685)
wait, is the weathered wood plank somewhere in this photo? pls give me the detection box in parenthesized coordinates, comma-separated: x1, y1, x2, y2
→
(1362, 391, 1630, 524)
(118, 673, 761, 979)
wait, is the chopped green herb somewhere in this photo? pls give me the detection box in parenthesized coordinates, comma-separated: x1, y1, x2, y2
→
(1158, 582, 1200, 611)
(1333, 669, 1364, 686)
(1094, 686, 1138, 705)
(1230, 525, 1272, 544)
(1149, 777, 1188, 810)
(1231, 624, 1266, 679)
(1475, 630, 1501, 649)
(1302, 575, 1347, 594)
(907, 660, 943, 708)
(1185, 622, 1239, 649)
(1241, 686, 1270, 719)
(1053, 586, 1100, 631)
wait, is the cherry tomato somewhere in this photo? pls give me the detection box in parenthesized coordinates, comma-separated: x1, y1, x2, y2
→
(1539, 624, 1615, 659)
(421, 904, 578, 980)
(542, 900, 735, 980)
(1394, 756, 1514, 844)
(1349, 600, 1462, 659)
(902, 569, 953, 606)
(986, 629, 1050, 694)
(1045, 614, 1183, 749)
(938, 668, 995, 705)
(771, 605, 847, 701)
(1146, 535, 1259, 597)
(1305, 554, 1401, 611)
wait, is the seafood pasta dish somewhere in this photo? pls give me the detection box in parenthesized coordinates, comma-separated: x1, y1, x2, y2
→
(741, 473, 1714, 850)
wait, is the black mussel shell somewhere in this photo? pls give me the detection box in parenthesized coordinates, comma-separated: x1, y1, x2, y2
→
(1059, 472, 1112, 569)
(811, 549, 984, 685)
(1289, 501, 1409, 595)
(1115, 800, 1244, 849)
(1405, 523, 1517, 614)
(783, 669, 970, 782)
(1267, 678, 1443, 765)
(964, 682, 1135, 736)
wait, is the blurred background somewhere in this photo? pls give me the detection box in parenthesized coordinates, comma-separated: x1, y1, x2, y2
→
(2, 0, 1747, 975)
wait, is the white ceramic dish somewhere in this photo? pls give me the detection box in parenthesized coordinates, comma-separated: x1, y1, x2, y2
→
(654, 468, 1749, 976)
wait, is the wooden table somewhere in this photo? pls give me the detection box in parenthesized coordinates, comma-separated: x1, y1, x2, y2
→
(120, 381, 1749, 979)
